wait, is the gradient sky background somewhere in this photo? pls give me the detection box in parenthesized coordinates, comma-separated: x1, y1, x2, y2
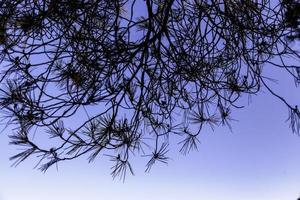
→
(1, 2, 300, 200)
(1, 57, 300, 200)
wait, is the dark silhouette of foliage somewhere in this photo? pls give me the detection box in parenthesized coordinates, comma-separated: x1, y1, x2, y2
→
(0, 0, 300, 179)
(283, 0, 300, 40)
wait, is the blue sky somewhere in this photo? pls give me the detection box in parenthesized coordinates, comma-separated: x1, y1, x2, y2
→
(1, 65, 300, 200)
(1, 1, 300, 200)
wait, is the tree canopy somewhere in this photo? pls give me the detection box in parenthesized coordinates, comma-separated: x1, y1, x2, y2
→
(0, 0, 300, 179)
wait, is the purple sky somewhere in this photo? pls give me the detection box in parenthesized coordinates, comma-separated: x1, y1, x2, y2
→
(1, 60, 300, 200)
(1, 1, 300, 200)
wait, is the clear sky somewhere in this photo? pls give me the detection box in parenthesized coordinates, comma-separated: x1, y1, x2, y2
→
(1, 1, 300, 200)
(1, 63, 300, 200)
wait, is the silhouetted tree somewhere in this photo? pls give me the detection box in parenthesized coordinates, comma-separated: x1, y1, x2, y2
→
(0, 0, 300, 179)
(284, 0, 300, 40)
